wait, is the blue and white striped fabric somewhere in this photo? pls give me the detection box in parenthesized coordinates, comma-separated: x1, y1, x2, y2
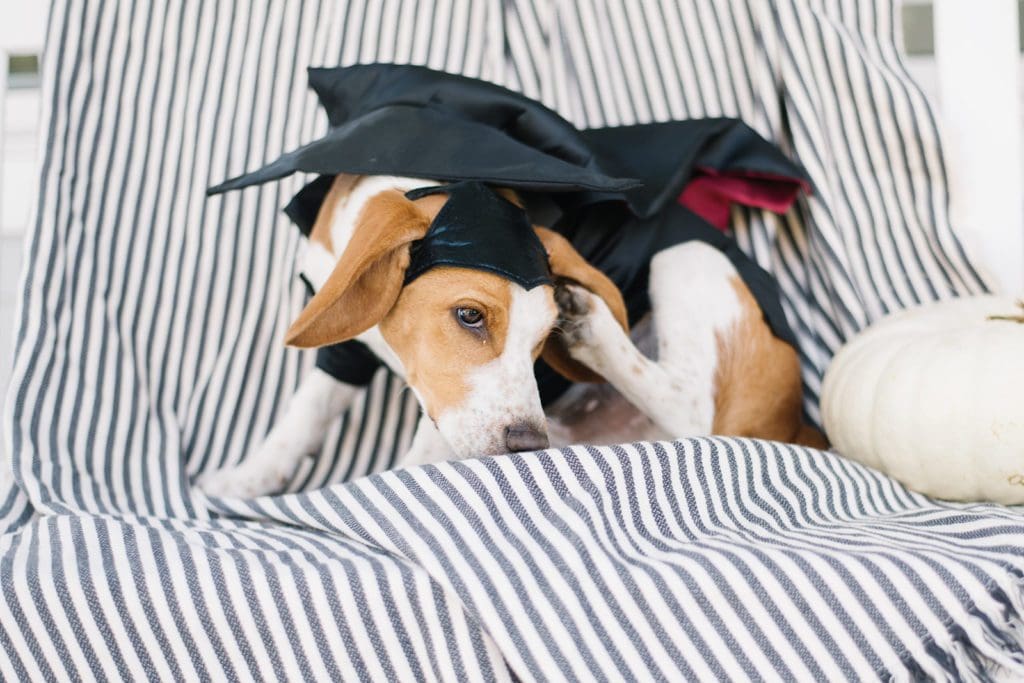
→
(2, 0, 1019, 680)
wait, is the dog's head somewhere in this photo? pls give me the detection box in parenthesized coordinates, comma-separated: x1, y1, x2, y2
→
(285, 182, 626, 458)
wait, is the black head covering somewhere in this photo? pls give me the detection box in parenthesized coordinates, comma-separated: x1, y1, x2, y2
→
(208, 64, 640, 198)
(404, 182, 551, 290)
(208, 63, 810, 224)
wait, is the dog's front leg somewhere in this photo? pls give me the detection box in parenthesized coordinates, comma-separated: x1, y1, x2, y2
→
(397, 414, 456, 468)
(556, 284, 714, 438)
(198, 368, 361, 498)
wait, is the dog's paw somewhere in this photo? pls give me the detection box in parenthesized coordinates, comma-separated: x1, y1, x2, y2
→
(555, 283, 597, 346)
(555, 283, 631, 371)
(197, 460, 298, 499)
(555, 283, 622, 369)
(555, 282, 593, 318)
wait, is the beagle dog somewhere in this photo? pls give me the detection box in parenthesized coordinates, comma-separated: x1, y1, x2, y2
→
(199, 173, 825, 498)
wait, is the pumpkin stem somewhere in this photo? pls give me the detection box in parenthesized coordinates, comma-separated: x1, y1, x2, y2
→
(985, 300, 1024, 323)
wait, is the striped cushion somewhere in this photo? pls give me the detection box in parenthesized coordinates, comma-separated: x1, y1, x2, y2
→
(2, 0, 1019, 680)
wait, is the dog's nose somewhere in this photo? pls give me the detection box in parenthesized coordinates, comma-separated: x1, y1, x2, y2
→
(504, 423, 549, 452)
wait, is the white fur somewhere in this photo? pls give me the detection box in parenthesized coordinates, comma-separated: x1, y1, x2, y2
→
(356, 327, 405, 376)
(432, 283, 556, 459)
(401, 414, 456, 467)
(649, 241, 743, 430)
(299, 241, 336, 290)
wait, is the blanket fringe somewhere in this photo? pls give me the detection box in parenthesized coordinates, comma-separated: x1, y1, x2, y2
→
(917, 569, 1024, 681)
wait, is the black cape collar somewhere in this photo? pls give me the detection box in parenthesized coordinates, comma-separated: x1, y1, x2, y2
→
(404, 182, 551, 290)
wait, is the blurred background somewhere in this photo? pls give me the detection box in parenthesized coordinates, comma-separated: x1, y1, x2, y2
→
(1, 0, 1023, 461)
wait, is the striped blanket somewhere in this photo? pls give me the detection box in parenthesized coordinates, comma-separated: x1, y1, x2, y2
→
(2, 1, 1021, 680)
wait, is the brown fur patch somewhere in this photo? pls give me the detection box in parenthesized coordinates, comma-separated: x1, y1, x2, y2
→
(712, 278, 827, 448)
(379, 268, 514, 419)
(493, 187, 524, 207)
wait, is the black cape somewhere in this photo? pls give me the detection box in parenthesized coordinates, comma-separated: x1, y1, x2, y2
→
(208, 64, 811, 405)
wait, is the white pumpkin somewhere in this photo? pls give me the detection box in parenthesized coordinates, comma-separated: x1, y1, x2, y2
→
(821, 295, 1024, 504)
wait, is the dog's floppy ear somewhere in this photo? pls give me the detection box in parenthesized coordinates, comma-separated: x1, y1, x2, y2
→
(533, 226, 630, 383)
(285, 190, 432, 348)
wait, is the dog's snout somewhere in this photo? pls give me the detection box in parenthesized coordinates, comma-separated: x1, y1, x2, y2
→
(504, 423, 549, 452)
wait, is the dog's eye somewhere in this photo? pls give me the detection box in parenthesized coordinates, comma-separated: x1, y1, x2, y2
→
(455, 307, 484, 328)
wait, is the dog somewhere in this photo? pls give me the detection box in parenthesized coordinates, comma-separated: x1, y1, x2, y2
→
(199, 173, 825, 499)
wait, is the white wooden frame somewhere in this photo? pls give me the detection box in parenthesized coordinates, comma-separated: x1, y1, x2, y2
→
(933, 0, 1024, 293)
